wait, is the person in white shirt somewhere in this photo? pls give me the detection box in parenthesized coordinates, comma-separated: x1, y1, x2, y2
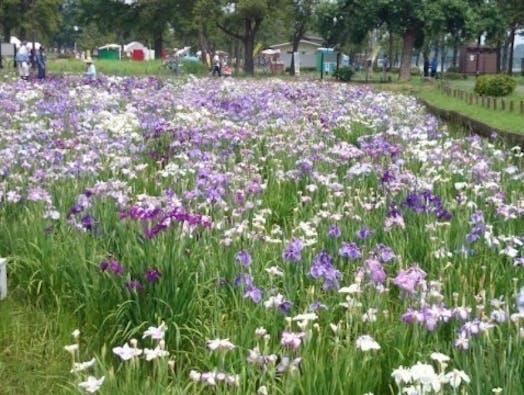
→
(84, 57, 96, 80)
(15, 43, 30, 80)
(212, 53, 221, 77)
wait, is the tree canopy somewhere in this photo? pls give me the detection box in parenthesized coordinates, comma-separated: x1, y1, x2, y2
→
(1, 0, 523, 77)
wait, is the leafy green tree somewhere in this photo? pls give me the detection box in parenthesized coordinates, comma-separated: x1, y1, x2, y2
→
(0, 0, 20, 40)
(321, 0, 475, 80)
(0, 0, 62, 44)
(78, 0, 137, 47)
(496, 0, 524, 74)
(286, 0, 317, 76)
(216, 0, 283, 75)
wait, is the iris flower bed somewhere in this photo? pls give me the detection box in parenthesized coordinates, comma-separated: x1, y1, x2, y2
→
(0, 75, 523, 394)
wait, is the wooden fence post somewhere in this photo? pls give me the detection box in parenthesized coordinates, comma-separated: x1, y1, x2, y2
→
(510, 101, 514, 112)
(493, 98, 497, 110)
(487, 97, 491, 109)
(521, 101, 524, 114)
(501, 99, 505, 111)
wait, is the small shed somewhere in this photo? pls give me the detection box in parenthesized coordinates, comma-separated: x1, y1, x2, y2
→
(269, 39, 321, 69)
(316, 47, 338, 74)
(459, 45, 497, 74)
(98, 44, 121, 60)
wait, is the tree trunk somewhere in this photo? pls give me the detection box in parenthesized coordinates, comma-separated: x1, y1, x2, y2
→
(244, 37, 255, 75)
(199, 24, 210, 67)
(440, 39, 445, 73)
(242, 18, 261, 76)
(388, 29, 394, 69)
(501, 33, 511, 72)
(507, 27, 516, 75)
(290, 34, 300, 76)
(154, 33, 163, 60)
(234, 40, 240, 73)
(452, 42, 458, 68)
(496, 40, 502, 73)
(399, 27, 417, 81)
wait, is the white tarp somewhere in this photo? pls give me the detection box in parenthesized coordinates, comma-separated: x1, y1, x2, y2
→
(98, 43, 121, 50)
(10, 36, 20, 46)
(124, 41, 147, 53)
(261, 48, 280, 56)
(1, 43, 16, 56)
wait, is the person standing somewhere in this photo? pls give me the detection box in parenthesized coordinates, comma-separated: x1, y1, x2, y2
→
(84, 57, 96, 80)
(36, 46, 46, 79)
(212, 53, 221, 77)
(29, 48, 37, 77)
(172, 48, 181, 75)
(430, 57, 437, 78)
(15, 43, 30, 80)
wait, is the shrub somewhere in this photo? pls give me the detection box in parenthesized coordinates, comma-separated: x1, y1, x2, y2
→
(386, 66, 421, 76)
(180, 59, 209, 75)
(474, 74, 517, 97)
(410, 67, 422, 76)
(442, 72, 468, 80)
(446, 66, 460, 73)
(333, 66, 355, 82)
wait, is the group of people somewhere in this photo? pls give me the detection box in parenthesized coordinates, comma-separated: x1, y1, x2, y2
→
(15, 42, 46, 80)
(14, 42, 97, 81)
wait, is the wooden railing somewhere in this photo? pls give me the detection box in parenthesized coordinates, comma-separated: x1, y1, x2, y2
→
(438, 81, 524, 115)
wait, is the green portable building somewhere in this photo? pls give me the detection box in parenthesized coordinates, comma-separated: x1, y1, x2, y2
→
(98, 44, 121, 60)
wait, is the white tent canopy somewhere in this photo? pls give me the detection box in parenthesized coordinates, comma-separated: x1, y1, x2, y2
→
(261, 48, 280, 56)
(10, 36, 21, 46)
(98, 43, 121, 50)
(10, 36, 42, 49)
(124, 41, 147, 52)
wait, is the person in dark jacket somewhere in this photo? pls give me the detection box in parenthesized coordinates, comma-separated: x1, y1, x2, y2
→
(430, 57, 437, 77)
(36, 46, 46, 79)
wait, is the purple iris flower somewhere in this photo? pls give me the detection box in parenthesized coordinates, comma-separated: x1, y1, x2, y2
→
(310, 250, 342, 290)
(99, 259, 123, 275)
(327, 224, 341, 238)
(339, 242, 361, 260)
(308, 300, 328, 311)
(67, 203, 83, 218)
(283, 238, 304, 262)
(81, 215, 95, 231)
(278, 300, 293, 313)
(145, 268, 162, 283)
(233, 272, 253, 287)
(109, 260, 124, 275)
(365, 258, 386, 284)
(244, 285, 263, 303)
(235, 250, 252, 267)
(125, 279, 143, 291)
(393, 265, 426, 295)
(374, 244, 396, 262)
(402, 307, 419, 324)
(380, 170, 395, 184)
(356, 226, 373, 240)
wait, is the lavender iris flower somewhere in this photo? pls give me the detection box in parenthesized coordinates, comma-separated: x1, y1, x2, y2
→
(283, 238, 304, 262)
(235, 250, 252, 267)
(339, 242, 361, 260)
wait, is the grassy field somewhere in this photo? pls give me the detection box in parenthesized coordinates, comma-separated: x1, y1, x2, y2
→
(372, 78, 524, 134)
(444, 77, 524, 99)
